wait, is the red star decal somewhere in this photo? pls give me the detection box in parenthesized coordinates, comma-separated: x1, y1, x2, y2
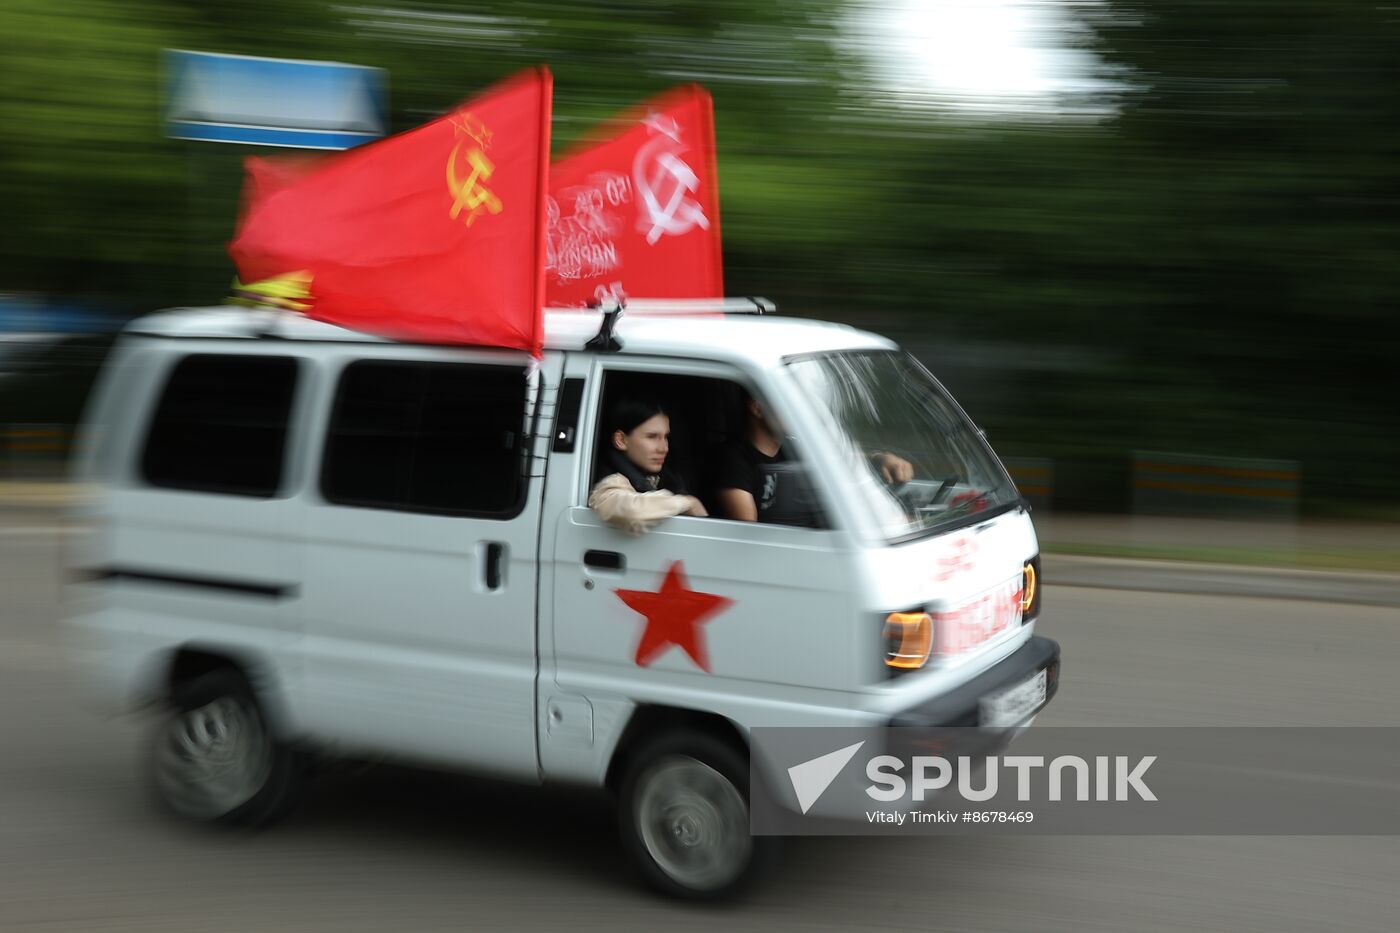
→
(613, 561, 734, 672)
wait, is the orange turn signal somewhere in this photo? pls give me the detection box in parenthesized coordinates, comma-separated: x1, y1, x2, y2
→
(884, 612, 933, 670)
(1021, 561, 1038, 613)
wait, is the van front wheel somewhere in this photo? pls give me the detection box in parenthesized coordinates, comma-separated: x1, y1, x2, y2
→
(152, 669, 298, 827)
(618, 732, 775, 900)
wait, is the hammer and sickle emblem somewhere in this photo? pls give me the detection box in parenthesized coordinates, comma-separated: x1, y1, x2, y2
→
(633, 124, 709, 246)
(446, 113, 502, 226)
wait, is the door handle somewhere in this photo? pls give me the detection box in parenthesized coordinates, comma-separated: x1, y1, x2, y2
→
(584, 550, 625, 571)
(485, 542, 505, 590)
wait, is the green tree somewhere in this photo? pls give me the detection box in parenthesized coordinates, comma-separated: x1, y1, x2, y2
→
(0, 0, 188, 307)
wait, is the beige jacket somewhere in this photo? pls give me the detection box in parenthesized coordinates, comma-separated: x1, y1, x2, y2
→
(588, 473, 697, 536)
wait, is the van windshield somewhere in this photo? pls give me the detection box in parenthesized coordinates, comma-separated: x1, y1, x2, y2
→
(785, 349, 1018, 541)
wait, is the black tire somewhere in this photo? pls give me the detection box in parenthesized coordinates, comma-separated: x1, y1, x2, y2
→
(617, 730, 778, 901)
(151, 667, 300, 828)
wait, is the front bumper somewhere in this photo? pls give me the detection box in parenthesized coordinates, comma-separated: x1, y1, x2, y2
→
(749, 636, 1064, 825)
(887, 635, 1061, 728)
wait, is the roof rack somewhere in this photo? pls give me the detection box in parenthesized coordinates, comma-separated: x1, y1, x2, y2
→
(570, 296, 775, 353)
(548, 296, 775, 317)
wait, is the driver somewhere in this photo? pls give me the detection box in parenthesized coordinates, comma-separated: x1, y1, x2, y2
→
(715, 393, 913, 524)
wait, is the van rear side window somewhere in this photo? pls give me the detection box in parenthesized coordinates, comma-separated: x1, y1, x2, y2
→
(140, 354, 299, 498)
(320, 360, 527, 516)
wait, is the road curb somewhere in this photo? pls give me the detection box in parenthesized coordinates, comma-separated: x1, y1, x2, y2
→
(1044, 553, 1400, 608)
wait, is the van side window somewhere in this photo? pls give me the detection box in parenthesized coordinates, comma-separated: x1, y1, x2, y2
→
(140, 354, 298, 498)
(592, 370, 828, 529)
(321, 360, 527, 516)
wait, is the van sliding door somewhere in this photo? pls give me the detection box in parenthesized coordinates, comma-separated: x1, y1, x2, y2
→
(298, 348, 559, 780)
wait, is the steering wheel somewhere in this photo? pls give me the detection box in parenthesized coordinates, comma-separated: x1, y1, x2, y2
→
(931, 476, 960, 504)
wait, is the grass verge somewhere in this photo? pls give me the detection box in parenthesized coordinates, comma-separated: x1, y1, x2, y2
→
(1045, 541, 1400, 574)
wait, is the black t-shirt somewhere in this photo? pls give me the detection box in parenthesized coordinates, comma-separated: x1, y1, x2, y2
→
(715, 439, 806, 525)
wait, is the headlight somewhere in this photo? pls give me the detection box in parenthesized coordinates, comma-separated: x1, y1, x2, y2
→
(1021, 555, 1041, 622)
(884, 611, 932, 672)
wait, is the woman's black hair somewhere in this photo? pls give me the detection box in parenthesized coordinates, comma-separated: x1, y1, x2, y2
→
(602, 398, 686, 494)
(607, 399, 668, 436)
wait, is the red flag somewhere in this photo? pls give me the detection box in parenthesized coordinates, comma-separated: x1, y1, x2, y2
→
(545, 85, 723, 307)
(229, 68, 553, 354)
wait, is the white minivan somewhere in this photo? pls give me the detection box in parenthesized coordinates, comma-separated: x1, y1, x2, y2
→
(65, 299, 1058, 899)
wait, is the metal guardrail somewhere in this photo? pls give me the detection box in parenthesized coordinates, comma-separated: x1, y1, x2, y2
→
(1132, 451, 1300, 519)
(1, 424, 71, 476)
(1004, 456, 1053, 512)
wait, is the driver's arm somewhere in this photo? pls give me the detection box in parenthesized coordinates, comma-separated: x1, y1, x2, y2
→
(717, 488, 759, 522)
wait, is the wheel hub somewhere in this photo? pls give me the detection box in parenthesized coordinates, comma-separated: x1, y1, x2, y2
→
(636, 755, 751, 891)
(156, 694, 270, 821)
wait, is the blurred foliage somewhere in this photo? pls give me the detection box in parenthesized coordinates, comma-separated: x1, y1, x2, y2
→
(1, 1, 1397, 511)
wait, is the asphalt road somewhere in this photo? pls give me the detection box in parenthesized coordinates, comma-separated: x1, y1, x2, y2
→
(2, 517, 1397, 932)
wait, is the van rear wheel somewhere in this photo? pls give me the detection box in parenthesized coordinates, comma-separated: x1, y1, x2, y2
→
(152, 668, 298, 827)
(617, 731, 775, 900)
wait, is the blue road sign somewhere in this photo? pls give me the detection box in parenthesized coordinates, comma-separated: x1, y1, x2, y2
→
(164, 50, 386, 149)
